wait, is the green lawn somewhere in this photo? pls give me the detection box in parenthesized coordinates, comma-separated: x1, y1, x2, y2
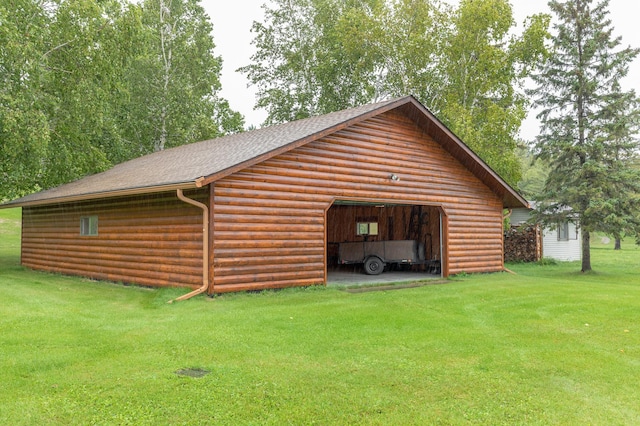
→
(1, 207, 639, 425)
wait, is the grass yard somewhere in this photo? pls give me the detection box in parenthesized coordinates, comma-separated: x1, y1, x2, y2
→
(1, 207, 639, 425)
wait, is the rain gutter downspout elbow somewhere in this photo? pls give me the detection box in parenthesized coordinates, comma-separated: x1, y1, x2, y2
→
(170, 188, 209, 303)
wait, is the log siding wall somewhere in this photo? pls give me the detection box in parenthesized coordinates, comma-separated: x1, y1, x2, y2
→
(19, 110, 505, 294)
(212, 111, 504, 293)
(21, 190, 207, 288)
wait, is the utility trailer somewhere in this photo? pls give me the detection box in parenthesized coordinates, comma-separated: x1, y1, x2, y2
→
(338, 240, 439, 275)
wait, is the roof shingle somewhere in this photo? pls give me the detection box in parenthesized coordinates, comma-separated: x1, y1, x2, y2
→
(2, 96, 528, 208)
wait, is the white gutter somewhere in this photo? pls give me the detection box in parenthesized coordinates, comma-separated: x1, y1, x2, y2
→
(0, 182, 198, 209)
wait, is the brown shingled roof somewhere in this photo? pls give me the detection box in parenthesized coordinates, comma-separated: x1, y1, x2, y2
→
(1, 96, 528, 208)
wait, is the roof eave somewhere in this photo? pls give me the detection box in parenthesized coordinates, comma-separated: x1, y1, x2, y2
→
(0, 181, 200, 209)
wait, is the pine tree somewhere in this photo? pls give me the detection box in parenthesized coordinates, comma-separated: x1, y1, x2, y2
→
(530, 0, 640, 272)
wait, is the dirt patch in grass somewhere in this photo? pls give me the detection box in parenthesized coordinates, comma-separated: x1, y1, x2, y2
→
(175, 368, 210, 378)
(343, 279, 450, 293)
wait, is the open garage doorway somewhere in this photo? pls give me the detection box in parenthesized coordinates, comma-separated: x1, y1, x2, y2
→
(326, 201, 443, 285)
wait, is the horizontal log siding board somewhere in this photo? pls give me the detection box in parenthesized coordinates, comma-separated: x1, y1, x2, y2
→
(21, 190, 207, 289)
(212, 110, 504, 292)
(212, 189, 326, 292)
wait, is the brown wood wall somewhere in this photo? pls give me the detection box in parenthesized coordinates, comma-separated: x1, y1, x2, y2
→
(21, 190, 207, 289)
(211, 110, 504, 293)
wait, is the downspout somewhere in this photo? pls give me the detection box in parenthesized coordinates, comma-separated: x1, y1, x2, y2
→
(503, 208, 513, 220)
(169, 188, 209, 303)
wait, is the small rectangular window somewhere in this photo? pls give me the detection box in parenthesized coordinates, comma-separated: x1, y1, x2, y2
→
(357, 222, 378, 236)
(558, 221, 569, 241)
(80, 216, 98, 236)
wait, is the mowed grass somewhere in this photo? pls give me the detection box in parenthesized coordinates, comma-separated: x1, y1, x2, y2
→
(1, 208, 639, 425)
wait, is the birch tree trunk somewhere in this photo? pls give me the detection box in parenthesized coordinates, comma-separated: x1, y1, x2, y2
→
(155, 0, 173, 152)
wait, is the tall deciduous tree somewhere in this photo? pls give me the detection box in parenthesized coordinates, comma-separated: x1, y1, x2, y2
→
(241, 0, 548, 186)
(0, 0, 243, 200)
(0, 0, 51, 200)
(126, 0, 243, 154)
(436, 0, 549, 185)
(240, 0, 387, 125)
(379, 0, 449, 110)
(530, 0, 640, 272)
(44, 0, 119, 188)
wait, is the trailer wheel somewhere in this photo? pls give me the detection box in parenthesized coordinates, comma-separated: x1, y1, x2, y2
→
(364, 256, 385, 275)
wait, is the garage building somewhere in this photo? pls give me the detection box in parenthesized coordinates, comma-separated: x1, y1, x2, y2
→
(1, 96, 527, 295)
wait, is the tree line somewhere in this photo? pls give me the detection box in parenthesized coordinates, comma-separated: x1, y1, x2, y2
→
(1, 0, 243, 200)
(240, 0, 550, 187)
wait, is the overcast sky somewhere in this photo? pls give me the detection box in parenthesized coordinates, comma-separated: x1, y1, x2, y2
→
(205, 0, 640, 141)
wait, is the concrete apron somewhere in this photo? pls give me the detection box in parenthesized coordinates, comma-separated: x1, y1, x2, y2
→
(327, 265, 441, 287)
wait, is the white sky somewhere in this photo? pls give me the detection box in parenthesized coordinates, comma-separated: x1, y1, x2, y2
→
(204, 0, 640, 141)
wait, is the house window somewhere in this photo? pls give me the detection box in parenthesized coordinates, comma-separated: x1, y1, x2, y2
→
(357, 222, 378, 236)
(557, 221, 569, 241)
(80, 216, 98, 236)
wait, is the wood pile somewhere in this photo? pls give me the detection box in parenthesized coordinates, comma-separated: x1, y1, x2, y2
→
(504, 225, 541, 262)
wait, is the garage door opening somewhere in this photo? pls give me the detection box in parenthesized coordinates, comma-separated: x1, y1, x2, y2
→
(326, 201, 443, 285)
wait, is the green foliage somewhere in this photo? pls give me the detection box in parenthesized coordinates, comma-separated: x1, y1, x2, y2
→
(241, 0, 550, 186)
(43, 0, 117, 187)
(0, 0, 51, 200)
(517, 146, 550, 198)
(530, 0, 640, 272)
(128, 0, 244, 154)
(0, 0, 243, 200)
(1, 208, 640, 424)
(435, 0, 549, 186)
(240, 0, 385, 125)
(537, 257, 558, 266)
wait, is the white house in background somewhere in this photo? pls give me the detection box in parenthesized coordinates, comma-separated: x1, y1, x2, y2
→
(510, 203, 582, 262)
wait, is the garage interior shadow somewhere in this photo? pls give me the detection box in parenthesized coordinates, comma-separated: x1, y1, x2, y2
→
(326, 202, 443, 286)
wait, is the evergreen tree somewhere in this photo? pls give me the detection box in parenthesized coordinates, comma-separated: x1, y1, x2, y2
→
(530, 0, 640, 272)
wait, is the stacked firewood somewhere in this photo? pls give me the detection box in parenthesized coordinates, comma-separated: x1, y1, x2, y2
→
(504, 225, 541, 262)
